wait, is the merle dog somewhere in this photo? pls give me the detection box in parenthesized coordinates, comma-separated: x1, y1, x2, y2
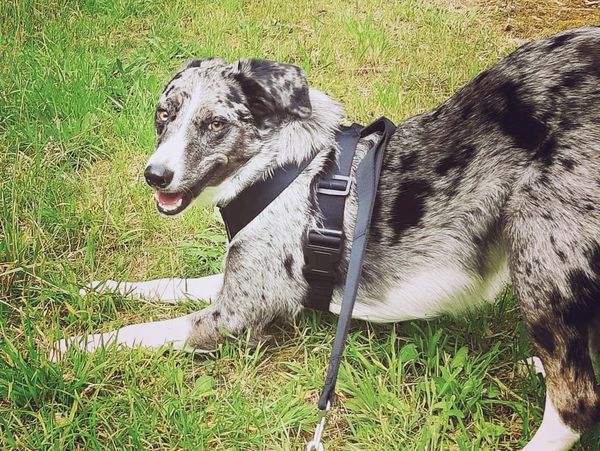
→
(53, 27, 600, 450)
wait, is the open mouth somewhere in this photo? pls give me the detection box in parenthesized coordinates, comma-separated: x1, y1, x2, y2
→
(150, 156, 229, 216)
(154, 190, 194, 215)
(152, 171, 213, 216)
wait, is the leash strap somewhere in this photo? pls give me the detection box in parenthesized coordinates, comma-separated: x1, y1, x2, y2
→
(303, 123, 364, 311)
(317, 116, 396, 411)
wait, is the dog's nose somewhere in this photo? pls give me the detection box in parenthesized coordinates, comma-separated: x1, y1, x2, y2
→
(144, 165, 174, 189)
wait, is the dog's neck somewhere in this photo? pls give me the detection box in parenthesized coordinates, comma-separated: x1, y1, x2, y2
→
(210, 89, 345, 206)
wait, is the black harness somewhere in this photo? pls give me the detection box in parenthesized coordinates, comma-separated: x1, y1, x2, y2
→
(219, 117, 396, 445)
(220, 117, 394, 312)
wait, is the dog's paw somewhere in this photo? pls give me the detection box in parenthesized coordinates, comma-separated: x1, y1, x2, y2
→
(79, 280, 118, 297)
(518, 356, 546, 377)
(48, 332, 116, 363)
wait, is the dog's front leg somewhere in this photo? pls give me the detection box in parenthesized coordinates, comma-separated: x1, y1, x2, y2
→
(81, 274, 223, 303)
(49, 313, 202, 362)
(184, 264, 303, 350)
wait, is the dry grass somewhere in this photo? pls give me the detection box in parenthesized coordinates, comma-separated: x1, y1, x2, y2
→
(483, 0, 600, 42)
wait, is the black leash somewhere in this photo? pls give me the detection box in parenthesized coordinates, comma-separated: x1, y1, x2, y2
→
(217, 116, 396, 450)
(308, 117, 396, 450)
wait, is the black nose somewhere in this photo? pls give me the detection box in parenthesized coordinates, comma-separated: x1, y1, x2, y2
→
(144, 164, 174, 189)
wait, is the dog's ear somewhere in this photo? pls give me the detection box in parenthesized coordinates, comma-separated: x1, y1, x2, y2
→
(232, 58, 312, 126)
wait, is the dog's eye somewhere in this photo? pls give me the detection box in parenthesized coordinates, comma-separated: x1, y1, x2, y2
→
(157, 110, 169, 122)
(209, 120, 225, 131)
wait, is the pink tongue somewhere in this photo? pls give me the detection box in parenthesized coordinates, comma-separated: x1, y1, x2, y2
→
(156, 192, 184, 205)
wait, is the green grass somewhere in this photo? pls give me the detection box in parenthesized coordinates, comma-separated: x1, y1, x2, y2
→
(1, 0, 598, 449)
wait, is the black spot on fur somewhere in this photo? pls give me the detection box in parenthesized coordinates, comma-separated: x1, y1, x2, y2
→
(561, 71, 587, 89)
(186, 60, 203, 68)
(212, 310, 221, 320)
(560, 403, 600, 432)
(389, 179, 432, 242)
(234, 74, 277, 127)
(561, 267, 600, 331)
(435, 144, 476, 176)
(283, 255, 294, 278)
(538, 172, 550, 185)
(587, 243, 600, 275)
(291, 87, 309, 111)
(559, 158, 576, 171)
(547, 33, 575, 51)
(487, 81, 548, 151)
(228, 242, 240, 259)
(400, 152, 418, 172)
(529, 321, 556, 354)
(164, 85, 175, 97)
(227, 89, 242, 104)
(564, 337, 589, 368)
(533, 136, 557, 166)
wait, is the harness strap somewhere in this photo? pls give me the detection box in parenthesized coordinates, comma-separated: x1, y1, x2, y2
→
(219, 125, 362, 242)
(317, 116, 396, 411)
(302, 123, 364, 311)
(219, 158, 314, 241)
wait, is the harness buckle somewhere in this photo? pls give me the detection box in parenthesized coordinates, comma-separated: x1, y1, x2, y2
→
(302, 228, 344, 279)
(316, 175, 352, 196)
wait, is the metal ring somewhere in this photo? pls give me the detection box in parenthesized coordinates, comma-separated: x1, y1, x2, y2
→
(306, 440, 325, 451)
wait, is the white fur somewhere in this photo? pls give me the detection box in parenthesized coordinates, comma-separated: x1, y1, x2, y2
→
(80, 274, 223, 303)
(146, 83, 206, 188)
(339, 261, 508, 322)
(522, 393, 580, 451)
(146, 132, 187, 188)
(50, 313, 200, 362)
(331, 266, 477, 321)
(527, 356, 546, 377)
(519, 357, 580, 451)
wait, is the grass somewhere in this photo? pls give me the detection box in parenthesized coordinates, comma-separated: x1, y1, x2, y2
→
(1, 0, 599, 449)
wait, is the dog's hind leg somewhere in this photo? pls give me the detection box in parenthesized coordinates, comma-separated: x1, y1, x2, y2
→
(81, 274, 223, 303)
(506, 213, 600, 450)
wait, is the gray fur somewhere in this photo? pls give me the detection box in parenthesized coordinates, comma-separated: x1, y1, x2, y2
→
(147, 28, 600, 444)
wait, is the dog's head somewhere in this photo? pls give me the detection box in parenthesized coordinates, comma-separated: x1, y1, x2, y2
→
(144, 58, 312, 215)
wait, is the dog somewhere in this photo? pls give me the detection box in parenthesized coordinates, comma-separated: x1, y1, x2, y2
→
(52, 27, 600, 450)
